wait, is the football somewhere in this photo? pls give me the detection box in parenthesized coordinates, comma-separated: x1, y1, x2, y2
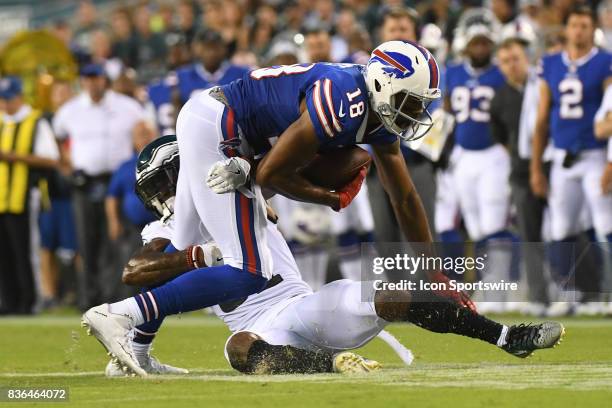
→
(300, 146, 372, 190)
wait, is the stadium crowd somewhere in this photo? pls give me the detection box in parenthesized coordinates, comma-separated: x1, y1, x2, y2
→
(0, 0, 611, 317)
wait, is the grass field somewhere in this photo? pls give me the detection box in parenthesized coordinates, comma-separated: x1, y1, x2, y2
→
(1, 314, 611, 407)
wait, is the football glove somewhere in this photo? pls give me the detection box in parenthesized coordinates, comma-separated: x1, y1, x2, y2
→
(335, 166, 367, 211)
(206, 157, 251, 194)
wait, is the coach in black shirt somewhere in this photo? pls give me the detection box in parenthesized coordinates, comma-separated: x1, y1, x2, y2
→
(490, 39, 549, 314)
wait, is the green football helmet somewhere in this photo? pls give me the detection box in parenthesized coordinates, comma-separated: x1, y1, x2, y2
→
(135, 135, 180, 222)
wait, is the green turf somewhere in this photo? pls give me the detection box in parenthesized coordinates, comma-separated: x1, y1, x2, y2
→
(0, 315, 611, 407)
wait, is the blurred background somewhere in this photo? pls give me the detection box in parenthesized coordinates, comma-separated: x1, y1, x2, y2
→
(0, 0, 610, 318)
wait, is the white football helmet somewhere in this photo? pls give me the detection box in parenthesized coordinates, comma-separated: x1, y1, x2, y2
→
(452, 8, 501, 55)
(365, 40, 442, 141)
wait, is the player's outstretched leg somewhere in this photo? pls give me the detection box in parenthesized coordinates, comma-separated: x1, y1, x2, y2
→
(83, 264, 267, 375)
(374, 289, 565, 358)
(225, 332, 381, 374)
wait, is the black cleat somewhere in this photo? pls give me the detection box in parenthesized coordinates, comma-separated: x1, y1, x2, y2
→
(501, 322, 565, 358)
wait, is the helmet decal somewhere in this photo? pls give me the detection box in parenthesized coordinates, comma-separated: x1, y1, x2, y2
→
(371, 49, 415, 79)
(427, 54, 439, 89)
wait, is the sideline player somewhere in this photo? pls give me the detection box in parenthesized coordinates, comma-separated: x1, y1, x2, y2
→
(445, 12, 516, 311)
(531, 6, 612, 313)
(147, 30, 249, 135)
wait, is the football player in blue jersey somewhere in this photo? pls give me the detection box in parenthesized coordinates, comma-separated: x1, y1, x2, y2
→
(147, 30, 250, 135)
(146, 72, 180, 135)
(445, 12, 519, 313)
(531, 6, 612, 316)
(176, 30, 250, 104)
(81, 41, 564, 375)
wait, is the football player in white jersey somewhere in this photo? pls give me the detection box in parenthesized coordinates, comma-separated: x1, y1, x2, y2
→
(102, 136, 565, 376)
(105, 136, 404, 375)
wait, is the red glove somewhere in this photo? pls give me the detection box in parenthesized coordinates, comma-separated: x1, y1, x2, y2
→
(430, 271, 477, 313)
(335, 166, 367, 211)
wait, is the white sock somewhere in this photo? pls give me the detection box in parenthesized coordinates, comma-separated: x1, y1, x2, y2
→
(496, 325, 509, 347)
(109, 298, 145, 326)
(132, 341, 153, 364)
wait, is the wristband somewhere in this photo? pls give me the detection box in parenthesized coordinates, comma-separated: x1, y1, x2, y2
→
(192, 245, 202, 268)
(185, 245, 195, 269)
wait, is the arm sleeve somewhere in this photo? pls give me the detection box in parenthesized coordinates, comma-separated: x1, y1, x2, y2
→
(33, 118, 60, 160)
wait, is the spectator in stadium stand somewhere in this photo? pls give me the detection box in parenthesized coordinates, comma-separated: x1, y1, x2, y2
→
(249, 4, 279, 58)
(104, 121, 156, 301)
(90, 29, 124, 82)
(176, 0, 198, 47)
(491, 0, 517, 25)
(420, 0, 460, 45)
(110, 7, 138, 69)
(73, 0, 107, 55)
(366, 7, 437, 243)
(0, 76, 60, 315)
(132, 3, 168, 83)
(50, 19, 90, 69)
(222, 0, 246, 56)
(304, 26, 334, 63)
(489, 38, 550, 316)
(335, 9, 359, 60)
(52, 63, 147, 311)
(202, 0, 226, 38)
(340, 26, 373, 65)
(266, 41, 299, 66)
(272, 0, 307, 44)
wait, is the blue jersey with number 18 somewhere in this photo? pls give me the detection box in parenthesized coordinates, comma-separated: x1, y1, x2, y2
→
(221, 63, 397, 156)
(539, 48, 611, 151)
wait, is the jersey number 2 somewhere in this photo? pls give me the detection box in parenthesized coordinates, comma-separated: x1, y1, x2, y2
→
(559, 78, 583, 119)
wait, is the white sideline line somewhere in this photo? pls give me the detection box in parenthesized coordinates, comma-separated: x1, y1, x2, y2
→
(2, 316, 612, 328)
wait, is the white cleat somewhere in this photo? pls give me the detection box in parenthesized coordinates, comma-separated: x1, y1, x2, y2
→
(332, 352, 381, 374)
(105, 355, 189, 377)
(139, 355, 189, 375)
(105, 358, 134, 377)
(82, 304, 146, 377)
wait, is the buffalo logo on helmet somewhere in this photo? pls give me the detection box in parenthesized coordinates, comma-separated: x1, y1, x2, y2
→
(370, 49, 415, 79)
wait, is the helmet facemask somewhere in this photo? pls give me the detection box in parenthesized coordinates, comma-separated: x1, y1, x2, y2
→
(375, 89, 437, 142)
(135, 156, 180, 222)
